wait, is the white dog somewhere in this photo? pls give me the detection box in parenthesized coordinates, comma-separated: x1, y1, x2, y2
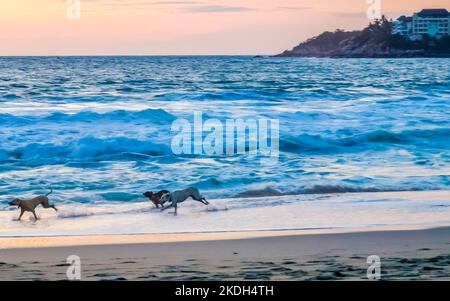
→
(160, 187, 209, 216)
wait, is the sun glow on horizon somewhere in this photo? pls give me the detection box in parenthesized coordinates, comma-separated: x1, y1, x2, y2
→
(1, 0, 449, 55)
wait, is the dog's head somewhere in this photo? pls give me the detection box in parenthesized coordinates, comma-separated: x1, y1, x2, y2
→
(143, 191, 153, 199)
(9, 199, 22, 207)
(159, 192, 171, 206)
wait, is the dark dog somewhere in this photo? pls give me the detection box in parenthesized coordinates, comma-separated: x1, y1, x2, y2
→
(9, 188, 57, 221)
(143, 190, 170, 208)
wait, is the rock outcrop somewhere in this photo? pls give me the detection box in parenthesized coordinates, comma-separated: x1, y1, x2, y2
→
(277, 17, 450, 58)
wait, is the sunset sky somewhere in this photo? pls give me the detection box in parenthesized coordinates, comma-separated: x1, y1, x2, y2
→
(1, 0, 449, 55)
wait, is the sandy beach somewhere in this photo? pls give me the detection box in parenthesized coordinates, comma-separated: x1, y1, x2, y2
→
(1, 191, 449, 281)
(1, 226, 449, 281)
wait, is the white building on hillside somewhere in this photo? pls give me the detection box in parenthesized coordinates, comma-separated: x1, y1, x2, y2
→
(413, 9, 450, 38)
(393, 9, 450, 39)
(393, 16, 413, 36)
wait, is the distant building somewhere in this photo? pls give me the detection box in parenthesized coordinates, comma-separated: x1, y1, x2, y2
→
(393, 8, 450, 39)
(413, 9, 450, 38)
(393, 16, 413, 36)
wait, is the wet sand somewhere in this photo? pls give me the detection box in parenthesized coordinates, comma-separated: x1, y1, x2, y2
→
(1, 227, 449, 280)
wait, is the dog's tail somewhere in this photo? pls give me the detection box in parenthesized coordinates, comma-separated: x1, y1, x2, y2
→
(45, 187, 53, 197)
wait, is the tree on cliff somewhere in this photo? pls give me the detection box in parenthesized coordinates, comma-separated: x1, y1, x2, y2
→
(355, 15, 392, 46)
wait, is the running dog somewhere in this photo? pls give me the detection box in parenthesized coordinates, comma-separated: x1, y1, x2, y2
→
(143, 190, 169, 208)
(9, 188, 57, 221)
(160, 187, 209, 216)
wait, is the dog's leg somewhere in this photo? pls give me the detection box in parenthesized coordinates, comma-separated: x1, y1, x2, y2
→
(161, 203, 174, 212)
(174, 203, 178, 216)
(45, 202, 58, 212)
(17, 210, 24, 221)
(32, 210, 39, 221)
(42, 200, 58, 211)
(192, 196, 209, 205)
(193, 199, 208, 206)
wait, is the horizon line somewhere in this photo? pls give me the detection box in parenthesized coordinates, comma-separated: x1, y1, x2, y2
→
(0, 54, 275, 57)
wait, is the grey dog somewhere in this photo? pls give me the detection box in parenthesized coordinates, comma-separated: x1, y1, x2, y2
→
(160, 187, 209, 216)
(9, 188, 57, 221)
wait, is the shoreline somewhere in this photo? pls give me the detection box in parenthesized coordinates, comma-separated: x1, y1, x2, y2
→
(2, 190, 449, 239)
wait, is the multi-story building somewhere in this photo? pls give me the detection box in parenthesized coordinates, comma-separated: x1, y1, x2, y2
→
(413, 9, 449, 38)
(393, 9, 449, 39)
(393, 16, 413, 36)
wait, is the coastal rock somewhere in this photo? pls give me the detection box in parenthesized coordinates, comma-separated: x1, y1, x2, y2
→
(277, 17, 450, 58)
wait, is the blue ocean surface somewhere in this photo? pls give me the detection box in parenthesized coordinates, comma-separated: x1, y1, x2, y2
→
(0, 56, 449, 206)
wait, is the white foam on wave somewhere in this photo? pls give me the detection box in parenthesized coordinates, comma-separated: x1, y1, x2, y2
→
(57, 208, 95, 219)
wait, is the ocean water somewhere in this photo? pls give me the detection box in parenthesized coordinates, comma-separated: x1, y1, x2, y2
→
(0, 56, 449, 235)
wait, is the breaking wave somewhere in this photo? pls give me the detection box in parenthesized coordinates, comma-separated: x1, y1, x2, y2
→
(280, 128, 450, 153)
(2, 136, 171, 166)
(233, 185, 438, 198)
